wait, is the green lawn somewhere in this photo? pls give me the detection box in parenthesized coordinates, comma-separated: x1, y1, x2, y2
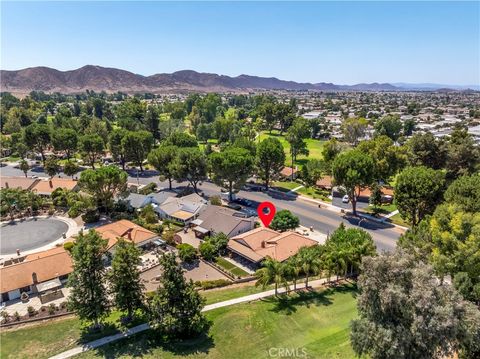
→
(273, 181, 332, 202)
(363, 204, 409, 227)
(0, 310, 147, 359)
(202, 284, 269, 305)
(258, 130, 326, 166)
(215, 257, 250, 278)
(77, 284, 358, 359)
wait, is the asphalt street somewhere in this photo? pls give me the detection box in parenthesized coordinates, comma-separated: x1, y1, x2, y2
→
(0, 164, 404, 252)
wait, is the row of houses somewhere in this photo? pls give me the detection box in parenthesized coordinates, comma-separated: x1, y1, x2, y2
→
(0, 177, 79, 196)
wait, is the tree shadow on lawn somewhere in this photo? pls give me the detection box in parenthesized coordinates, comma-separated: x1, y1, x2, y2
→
(262, 283, 358, 316)
(89, 330, 215, 359)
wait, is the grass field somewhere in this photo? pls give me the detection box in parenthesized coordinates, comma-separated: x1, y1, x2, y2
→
(258, 131, 326, 166)
(78, 283, 358, 359)
(1, 284, 357, 359)
(273, 181, 332, 202)
(215, 257, 250, 278)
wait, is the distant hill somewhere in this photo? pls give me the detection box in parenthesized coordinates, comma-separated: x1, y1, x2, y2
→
(0, 65, 477, 94)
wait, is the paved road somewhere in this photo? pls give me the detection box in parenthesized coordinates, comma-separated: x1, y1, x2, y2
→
(1, 164, 403, 252)
(48, 277, 331, 359)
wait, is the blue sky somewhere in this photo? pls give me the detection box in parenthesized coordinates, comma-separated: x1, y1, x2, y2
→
(1, 1, 479, 85)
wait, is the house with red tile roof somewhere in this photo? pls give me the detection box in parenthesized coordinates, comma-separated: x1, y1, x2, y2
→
(227, 227, 317, 266)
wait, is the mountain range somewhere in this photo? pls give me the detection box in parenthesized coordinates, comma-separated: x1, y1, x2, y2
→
(1, 65, 477, 94)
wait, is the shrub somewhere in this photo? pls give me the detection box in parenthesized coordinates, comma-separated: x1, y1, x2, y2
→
(14, 311, 20, 321)
(199, 241, 217, 261)
(40, 306, 47, 312)
(270, 210, 300, 232)
(1, 311, 9, 323)
(198, 279, 231, 290)
(210, 195, 222, 206)
(138, 183, 157, 195)
(67, 207, 80, 218)
(63, 241, 74, 252)
(81, 210, 100, 223)
(177, 243, 197, 263)
(27, 306, 36, 317)
(162, 229, 177, 245)
(48, 303, 57, 315)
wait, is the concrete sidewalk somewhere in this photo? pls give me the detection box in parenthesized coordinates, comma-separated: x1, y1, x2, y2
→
(48, 277, 330, 359)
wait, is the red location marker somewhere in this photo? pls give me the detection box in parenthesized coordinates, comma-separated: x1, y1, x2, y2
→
(257, 201, 276, 227)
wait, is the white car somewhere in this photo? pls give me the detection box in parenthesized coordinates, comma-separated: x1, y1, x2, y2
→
(342, 195, 350, 203)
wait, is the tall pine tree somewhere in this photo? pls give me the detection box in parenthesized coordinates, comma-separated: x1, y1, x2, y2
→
(110, 239, 145, 320)
(149, 253, 207, 337)
(67, 230, 110, 328)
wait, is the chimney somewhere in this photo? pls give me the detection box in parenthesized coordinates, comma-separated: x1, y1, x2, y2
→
(49, 180, 53, 188)
(261, 241, 265, 248)
(32, 272, 38, 284)
(5, 182, 9, 189)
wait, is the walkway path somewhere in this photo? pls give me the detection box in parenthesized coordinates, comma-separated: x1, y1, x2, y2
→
(49, 277, 330, 359)
(287, 185, 304, 194)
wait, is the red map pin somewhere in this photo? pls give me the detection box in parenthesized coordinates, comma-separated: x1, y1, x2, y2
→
(257, 201, 276, 227)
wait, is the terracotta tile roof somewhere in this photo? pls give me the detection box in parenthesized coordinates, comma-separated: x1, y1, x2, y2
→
(0, 176, 39, 191)
(94, 219, 158, 250)
(0, 248, 72, 293)
(228, 228, 317, 263)
(279, 166, 298, 177)
(316, 176, 333, 189)
(358, 186, 395, 197)
(32, 178, 79, 195)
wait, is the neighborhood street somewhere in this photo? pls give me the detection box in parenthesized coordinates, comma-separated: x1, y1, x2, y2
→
(0, 164, 404, 252)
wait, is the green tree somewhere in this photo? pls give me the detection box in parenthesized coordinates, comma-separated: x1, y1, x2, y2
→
(145, 105, 160, 140)
(444, 174, 480, 213)
(403, 117, 416, 136)
(79, 134, 104, 169)
(351, 250, 478, 359)
(147, 145, 178, 190)
(357, 135, 406, 182)
(122, 130, 153, 171)
(255, 257, 288, 296)
(298, 246, 322, 288)
(208, 232, 229, 255)
(395, 166, 445, 227)
(285, 117, 310, 177)
(67, 230, 109, 328)
(44, 156, 60, 178)
(285, 254, 303, 291)
(79, 165, 128, 212)
(406, 132, 446, 169)
(322, 137, 343, 169)
(196, 123, 212, 143)
(199, 241, 216, 261)
(177, 243, 197, 263)
(149, 253, 207, 337)
(63, 160, 80, 179)
(301, 159, 325, 188)
(332, 150, 375, 215)
(342, 117, 368, 146)
(256, 137, 285, 190)
(109, 239, 144, 320)
(445, 127, 480, 179)
(23, 123, 51, 165)
(52, 128, 78, 159)
(209, 147, 254, 201)
(270, 209, 300, 232)
(109, 128, 127, 170)
(19, 159, 29, 178)
(374, 114, 403, 141)
(369, 182, 383, 215)
(171, 147, 207, 194)
(164, 131, 198, 148)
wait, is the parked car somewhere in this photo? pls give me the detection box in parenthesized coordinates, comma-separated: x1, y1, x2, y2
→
(342, 195, 349, 203)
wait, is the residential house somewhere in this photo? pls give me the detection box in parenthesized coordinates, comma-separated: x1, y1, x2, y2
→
(156, 193, 207, 224)
(0, 247, 72, 303)
(316, 175, 333, 190)
(0, 176, 39, 191)
(123, 191, 177, 212)
(227, 227, 317, 267)
(32, 178, 79, 196)
(190, 205, 255, 239)
(279, 166, 299, 180)
(94, 219, 161, 253)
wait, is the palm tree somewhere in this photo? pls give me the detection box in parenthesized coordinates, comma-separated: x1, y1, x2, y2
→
(255, 257, 288, 296)
(286, 255, 303, 291)
(298, 246, 321, 289)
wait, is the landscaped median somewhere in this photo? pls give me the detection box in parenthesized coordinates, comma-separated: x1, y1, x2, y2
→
(0, 282, 358, 359)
